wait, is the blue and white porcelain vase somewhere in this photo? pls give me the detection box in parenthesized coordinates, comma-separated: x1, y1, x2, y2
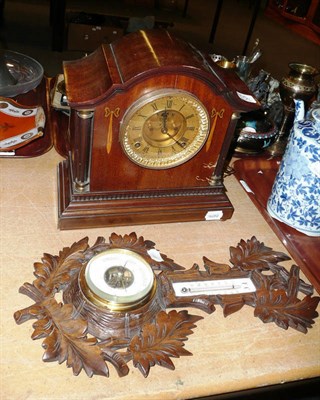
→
(267, 99, 320, 236)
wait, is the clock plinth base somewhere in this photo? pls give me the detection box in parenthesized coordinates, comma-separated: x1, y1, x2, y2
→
(58, 160, 234, 230)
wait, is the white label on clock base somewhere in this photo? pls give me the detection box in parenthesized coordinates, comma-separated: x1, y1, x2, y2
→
(205, 210, 223, 220)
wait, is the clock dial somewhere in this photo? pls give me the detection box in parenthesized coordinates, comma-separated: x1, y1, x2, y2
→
(120, 89, 209, 169)
(82, 249, 156, 311)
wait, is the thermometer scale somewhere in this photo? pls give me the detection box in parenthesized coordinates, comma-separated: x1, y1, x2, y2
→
(173, 278, 256, 296)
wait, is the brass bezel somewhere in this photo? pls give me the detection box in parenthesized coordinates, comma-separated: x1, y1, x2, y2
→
(120, 88, 210, 169)
(79, 249, 157, 312)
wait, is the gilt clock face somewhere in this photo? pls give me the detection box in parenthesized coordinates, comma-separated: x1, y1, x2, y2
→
(120, 89, 210, 169)
(81, 249, 156, 311)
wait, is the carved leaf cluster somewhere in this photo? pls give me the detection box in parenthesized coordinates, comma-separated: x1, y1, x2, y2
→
(229, 236, 290, 271)
(253, 265, 320, 333)
(33, 238, 89, 296)
(198, 240, 319, 335)
(128, 310, 203, 377)
(109, 232, 184, 271)
(109, 232, 155, 251)
(33, 298, 110, 377)
(83, 236, 108, 259)
(255, 290, 320, 333)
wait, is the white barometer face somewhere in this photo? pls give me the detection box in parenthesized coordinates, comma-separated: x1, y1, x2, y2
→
(83, 249, 155, 310)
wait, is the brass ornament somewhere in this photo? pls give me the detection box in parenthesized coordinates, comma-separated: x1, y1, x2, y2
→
(105, 107, 120, 153)
(119, 89, 210, 169)
(206, 107, 225, 151)
(14, 233, 319, 378)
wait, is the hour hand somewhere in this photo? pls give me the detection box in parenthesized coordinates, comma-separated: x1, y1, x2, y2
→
(160, 110, 168, 133)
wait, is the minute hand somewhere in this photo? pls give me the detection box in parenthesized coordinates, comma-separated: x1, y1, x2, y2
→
(162, 130, 186, 148)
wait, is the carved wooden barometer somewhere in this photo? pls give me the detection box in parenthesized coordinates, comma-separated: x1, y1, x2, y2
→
(14, 233, 320, 378)
(58, 29, 260, 229)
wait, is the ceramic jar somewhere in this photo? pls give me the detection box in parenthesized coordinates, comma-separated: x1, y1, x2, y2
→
(267, 99, 320, 236)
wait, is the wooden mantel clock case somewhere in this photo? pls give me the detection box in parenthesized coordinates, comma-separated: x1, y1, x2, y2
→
(58, 29, 260, 229)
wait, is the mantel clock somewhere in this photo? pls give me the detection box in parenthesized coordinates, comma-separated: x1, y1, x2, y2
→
(58, 29, 260, 229)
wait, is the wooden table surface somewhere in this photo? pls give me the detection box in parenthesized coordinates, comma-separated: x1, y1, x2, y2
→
(233, 157, 320, 294)
(1, 149, 319, 400)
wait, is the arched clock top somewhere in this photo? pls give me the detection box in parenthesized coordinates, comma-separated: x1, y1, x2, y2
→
(63, 47, 113, 105)
(63, 29, 259, 112)
(108, 29, 209, 82)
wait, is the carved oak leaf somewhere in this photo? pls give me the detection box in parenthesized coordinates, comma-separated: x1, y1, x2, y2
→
(14, 303, 45, 325)
(286, 264, 315, 297)
(253, 265, 312, 300)
(109, 232, 183, 271)
(251, 267, 294, 294)
(218, 294, 247, 317)
(19, 281, 45, 303)
(203, 256, 231, 275)
(33, 237, 89, 296)
(229, 236, 290, 271)
(83, 236, 109, 260)
(254, 289, 320, 333)
(109, 232, 155, 251)
(128, 310, 203, 377)
(251, 269, 279, 292)
(252, 262, 314, 296)
(99, 338, 131, 377)
(34, 298, 109, 377)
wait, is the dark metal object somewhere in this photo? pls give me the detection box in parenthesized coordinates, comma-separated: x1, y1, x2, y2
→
(268, 62, 318, 156)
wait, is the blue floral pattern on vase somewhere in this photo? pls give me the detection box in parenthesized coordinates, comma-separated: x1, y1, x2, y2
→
(267, 100, 320, 236)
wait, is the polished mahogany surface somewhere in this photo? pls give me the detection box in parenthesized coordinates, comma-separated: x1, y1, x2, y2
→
(234, 158, 320, 294)
(63, 29, 259, 110)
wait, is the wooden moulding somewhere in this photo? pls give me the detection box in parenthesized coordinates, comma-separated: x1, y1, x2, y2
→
(57, 159, 234, 229)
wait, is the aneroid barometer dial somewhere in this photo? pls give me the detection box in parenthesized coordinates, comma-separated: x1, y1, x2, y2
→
(81, 249, 156, 311)
(120, 89, 209, 169)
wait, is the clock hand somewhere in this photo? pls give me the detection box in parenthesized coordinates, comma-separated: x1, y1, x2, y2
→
(160, 110, 168, 133)
(121, 274, 126, 292)
(121, 261, 129, 292)
(160, 111, 186, 147)
(162, 130, 186, 148)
